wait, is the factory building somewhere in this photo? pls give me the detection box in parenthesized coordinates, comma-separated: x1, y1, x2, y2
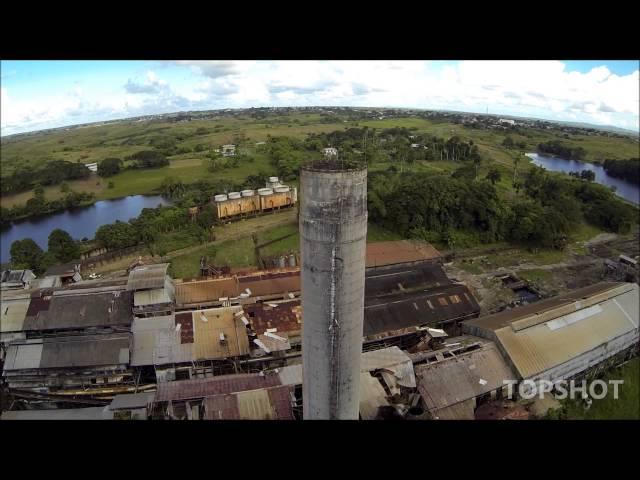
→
(462, 282, 639, 391)
(212, 177, 297, 221)
(300, 161, 368, 420)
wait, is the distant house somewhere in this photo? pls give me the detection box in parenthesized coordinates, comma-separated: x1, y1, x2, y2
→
(84, 162, 98, 173)
(0, 269, 36, 290)
(499, 118, 516, 126)
(322, 147, 338, 158)
(222, 145, 236, 157)
(410, 143, 421, 148)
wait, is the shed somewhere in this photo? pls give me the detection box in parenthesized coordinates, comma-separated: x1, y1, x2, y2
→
(127, 264, 170, 291)
(415, 341, 517, 420)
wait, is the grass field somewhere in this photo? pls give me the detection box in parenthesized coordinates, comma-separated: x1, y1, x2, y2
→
(3, 111, 637, 210)
(553, 358, 640, 420)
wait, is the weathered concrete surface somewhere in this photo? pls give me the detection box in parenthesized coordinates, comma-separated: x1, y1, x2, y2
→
(300, 165, 368, 419)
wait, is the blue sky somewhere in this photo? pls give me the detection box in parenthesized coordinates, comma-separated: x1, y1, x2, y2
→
(1, 60, 638, 135)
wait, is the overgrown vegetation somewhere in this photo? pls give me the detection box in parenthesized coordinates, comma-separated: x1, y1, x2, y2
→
(602, 158, 640, 185)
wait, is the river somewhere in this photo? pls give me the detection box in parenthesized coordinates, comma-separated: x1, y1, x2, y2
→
(526, 153, 639, 205)
(1, 195, 173, 264)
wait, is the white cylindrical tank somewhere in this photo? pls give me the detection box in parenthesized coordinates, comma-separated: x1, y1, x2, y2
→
(269, 176, 279, 183)
(258, 188, 274, 196)
(241, 189, 255, 197)
(228, 192, 241, 199)
(274, 185, 290, 193)
(214, 194, 228, 202)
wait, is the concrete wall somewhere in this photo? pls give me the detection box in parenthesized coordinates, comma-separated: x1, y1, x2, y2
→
(300, 164, 368, 419)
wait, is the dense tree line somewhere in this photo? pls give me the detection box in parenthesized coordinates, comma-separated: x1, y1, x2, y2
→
(602, 158, 640, 185)
(98, 158, 123, 177)
(9, 228, 81, 273)
(368, 165, 636, 251)
(1, 190, 95, 224)
(2, 160, 91, 194)
(537, 141, 587, 160)
(126, 150, 170, 169)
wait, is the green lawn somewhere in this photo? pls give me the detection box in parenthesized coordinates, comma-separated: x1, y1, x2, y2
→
(552, 358, 640, 420)
(168, 236, 256, 279)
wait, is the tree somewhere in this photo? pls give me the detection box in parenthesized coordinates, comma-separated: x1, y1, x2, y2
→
(95, 221, 139, 250)
(48, 228, 80, 263)
(10, 239, 44, 272)
(486, 167, 502, 185)
(60, 182, 70, 193)
(502, 136, 515, 149)
(98, 157, 123, 177)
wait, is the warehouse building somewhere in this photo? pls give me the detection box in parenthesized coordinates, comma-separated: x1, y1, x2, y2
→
(462, 282, 639, 389)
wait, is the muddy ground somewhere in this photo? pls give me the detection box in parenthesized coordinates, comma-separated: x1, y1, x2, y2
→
(444, 231, 639, 315)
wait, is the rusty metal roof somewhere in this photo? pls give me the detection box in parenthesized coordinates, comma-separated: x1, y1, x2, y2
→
(237, 270, 301, 297)
(154, 373, 282, 402)
(127, 263, 170, 291)
(415, 342, 517, 415)
(245, 300, 302, 335)
(192, 307, 250, 360)
(364, 283, 480, 336)
(202, 385, 294, 420)
(365, 240, 442, 268)
(175, 277, 239, 305)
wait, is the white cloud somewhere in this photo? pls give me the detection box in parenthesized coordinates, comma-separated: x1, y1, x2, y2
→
(2, 61, 639, 136)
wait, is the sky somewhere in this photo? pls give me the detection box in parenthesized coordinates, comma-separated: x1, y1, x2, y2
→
(1, 60, 638, 136)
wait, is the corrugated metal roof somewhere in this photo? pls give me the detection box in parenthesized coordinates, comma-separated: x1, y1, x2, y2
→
(238, 270, 301, 297)
(130, 316, 193, 366)
(38, 334, 130, 369)
(464, 282, 628, 332)
(359, 372, 390, 420)
(127, 264, 170, 291)
(134, 288, 172, 306)
(364, 283, 480, 336)
(365, 262, 451, 298)
(492, 283, 639, 379)
(155, 373, 282, 402)
(365, 240, 442, 268)
(0, 297, 30, 333)
(175, 277, 238, 305)
(246, 300, 302, 335)
(192, 307, 250, 360)
(202, 385, 294, 420)
(2, 343, 43, 371)
(256, 332, 291, 353)
(109, 392, 155, 411)
(276, 364, 303, 386)
(415, 342, 516, 414)
(23, 291, 133, 331)
(1, 406, 114, 420)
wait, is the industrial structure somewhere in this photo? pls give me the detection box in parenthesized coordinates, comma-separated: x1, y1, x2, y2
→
(300, 161, 368, 420)
(211, 177, 297, 221)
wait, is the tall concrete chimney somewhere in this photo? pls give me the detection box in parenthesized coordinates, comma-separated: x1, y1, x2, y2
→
(300, 161, 368, 419)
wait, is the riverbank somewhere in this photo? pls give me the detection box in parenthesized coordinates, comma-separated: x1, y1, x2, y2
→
(0, 194, 172, 263)
(526, 152, 640, 205)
